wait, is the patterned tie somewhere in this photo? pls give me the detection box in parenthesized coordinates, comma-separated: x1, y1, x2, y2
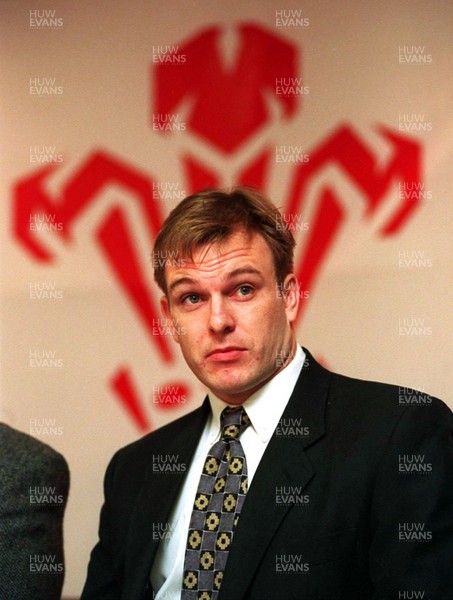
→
(181, 405, 251, 600)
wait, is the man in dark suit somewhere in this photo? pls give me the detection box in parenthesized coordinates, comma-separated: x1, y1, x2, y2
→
(82, 187, 453, 600)
(0, 423, 70, 600)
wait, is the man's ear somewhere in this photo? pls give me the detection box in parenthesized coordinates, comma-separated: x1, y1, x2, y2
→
(280, 273, 300, 323)
(160, 295, 181, 344)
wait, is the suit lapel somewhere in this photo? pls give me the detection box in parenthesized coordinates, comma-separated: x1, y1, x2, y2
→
(219, 349, 331, 600)
(123, 398, 210, 599)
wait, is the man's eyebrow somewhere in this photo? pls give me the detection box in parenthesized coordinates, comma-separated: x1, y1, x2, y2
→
(168, 276, 196, 294)
(168, 267, 264, 295)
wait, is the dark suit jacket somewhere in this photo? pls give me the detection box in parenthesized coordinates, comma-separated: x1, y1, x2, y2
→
(82, 349, 453, 599)
(0, 423, 70, 600)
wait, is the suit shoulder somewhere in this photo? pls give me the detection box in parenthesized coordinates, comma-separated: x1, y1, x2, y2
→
(0, 423, 69, 473)
(303, 347, 449, 421)
(328, 371, 451, 424)
(111, 401, 208, 467)
(0, 423, 70, 496)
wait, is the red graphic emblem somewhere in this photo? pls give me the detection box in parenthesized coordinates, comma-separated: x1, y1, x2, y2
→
(13, 23, 423, 431)
(153, 24, 297, 153)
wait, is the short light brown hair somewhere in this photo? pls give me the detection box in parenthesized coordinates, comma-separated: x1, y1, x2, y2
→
(153, 187, 296, 295)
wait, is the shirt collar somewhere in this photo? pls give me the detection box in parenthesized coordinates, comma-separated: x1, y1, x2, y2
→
(207, 345, 305, 443)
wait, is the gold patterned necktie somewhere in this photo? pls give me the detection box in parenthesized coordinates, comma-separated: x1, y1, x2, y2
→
(181, 405, 251, 600)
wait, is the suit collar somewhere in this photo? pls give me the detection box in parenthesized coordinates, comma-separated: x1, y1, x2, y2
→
(295, 347, 330, 449)
(243, 344, 306, 443)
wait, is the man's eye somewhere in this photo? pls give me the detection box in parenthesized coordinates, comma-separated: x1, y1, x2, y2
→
(237, 285, 253, 296)
(182, 294, 200, 305)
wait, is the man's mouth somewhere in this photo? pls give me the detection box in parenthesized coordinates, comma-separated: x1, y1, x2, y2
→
(206, 347, 246, 362)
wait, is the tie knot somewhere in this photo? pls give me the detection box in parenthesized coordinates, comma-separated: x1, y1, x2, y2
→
(220, 406, 250, 441)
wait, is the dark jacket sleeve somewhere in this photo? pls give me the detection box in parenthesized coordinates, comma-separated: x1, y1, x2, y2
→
(368, 398, 453, 599)
(0, 424, 70, 600)
(81, 404, 206, 600)
(81, 452, 123, 600)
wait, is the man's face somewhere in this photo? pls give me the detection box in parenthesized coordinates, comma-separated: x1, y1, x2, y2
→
(161, 230, 299, 405)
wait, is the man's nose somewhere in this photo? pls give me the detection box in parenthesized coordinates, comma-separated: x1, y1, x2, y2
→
(208, 296, 235, 334)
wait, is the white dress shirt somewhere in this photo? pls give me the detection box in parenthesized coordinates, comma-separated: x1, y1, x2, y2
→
(150, 346, 306, 600)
